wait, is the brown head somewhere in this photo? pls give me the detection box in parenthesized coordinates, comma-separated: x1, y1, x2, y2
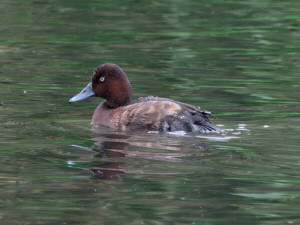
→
(69, 63, 132, 108)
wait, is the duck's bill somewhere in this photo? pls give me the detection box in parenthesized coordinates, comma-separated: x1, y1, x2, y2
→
(69, 82, 95, 103)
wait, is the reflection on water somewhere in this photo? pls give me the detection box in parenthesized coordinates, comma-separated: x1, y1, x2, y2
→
(69, 130, 218, 180)
(66, 124, 251, 183)
(1, 0, 300, 224)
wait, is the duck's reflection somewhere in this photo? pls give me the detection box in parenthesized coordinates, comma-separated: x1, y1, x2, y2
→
(90, 162, 126, 181)
(71, 130, 215, 180)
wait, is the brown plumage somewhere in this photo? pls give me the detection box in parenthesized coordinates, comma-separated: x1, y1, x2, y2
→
(69, 63, 217, 133)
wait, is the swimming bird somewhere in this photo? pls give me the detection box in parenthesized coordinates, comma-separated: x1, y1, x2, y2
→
(69, 63, 217, 133)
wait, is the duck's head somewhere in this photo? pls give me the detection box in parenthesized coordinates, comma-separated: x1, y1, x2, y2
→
(69, 63, 132, 108)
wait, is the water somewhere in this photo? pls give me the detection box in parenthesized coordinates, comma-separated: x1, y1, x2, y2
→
(1, 0, 300, 224)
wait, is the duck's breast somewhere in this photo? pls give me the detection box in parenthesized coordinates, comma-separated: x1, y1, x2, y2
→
(92, 103, 117, 128)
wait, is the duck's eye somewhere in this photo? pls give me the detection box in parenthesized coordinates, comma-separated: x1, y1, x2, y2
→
(99, 77, 105, 82)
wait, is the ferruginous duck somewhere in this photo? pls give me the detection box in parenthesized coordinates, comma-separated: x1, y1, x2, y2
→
(69, 63, 217, 133)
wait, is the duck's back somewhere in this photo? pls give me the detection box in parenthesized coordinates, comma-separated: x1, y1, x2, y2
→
(93, 97, 217, 133)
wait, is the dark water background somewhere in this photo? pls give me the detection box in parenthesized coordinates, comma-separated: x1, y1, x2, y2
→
(1, 0, 300, 224)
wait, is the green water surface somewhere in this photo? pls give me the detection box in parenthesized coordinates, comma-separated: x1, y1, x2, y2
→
(1, 0, 300, 224)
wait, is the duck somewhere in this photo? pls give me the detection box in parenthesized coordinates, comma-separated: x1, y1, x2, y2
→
(69, 63, 217, 133)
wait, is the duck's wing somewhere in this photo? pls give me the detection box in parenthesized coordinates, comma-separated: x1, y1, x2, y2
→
(132, 97, 217, 133)
(134, 96, 212, 115)
(159, 104, 217, 133)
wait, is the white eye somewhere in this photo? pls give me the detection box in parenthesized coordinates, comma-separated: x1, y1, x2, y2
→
(99, 77, 105, 82)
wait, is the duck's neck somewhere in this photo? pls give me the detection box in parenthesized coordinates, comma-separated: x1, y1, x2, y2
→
(104, 85, 132, 108)
(105, 95, 132, 108)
